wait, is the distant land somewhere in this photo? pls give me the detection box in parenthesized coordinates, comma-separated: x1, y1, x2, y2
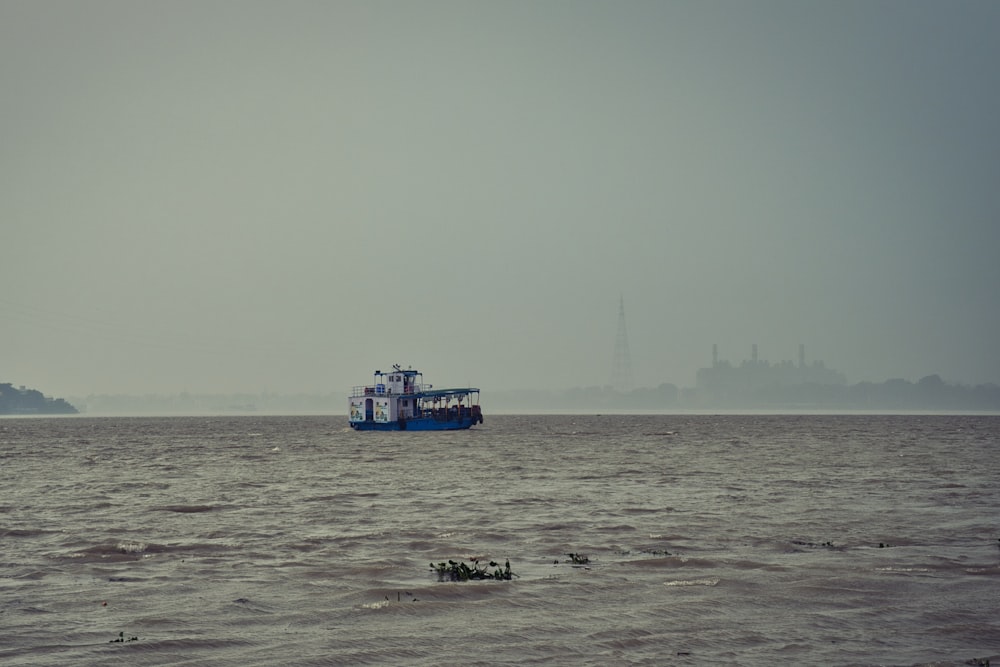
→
(687, 345, 1000, 411)
(66, 392, 340, 416)
(489, 347, 1000, 412)
(60, 376, 1000, 415)
(485, 376, 1000, 413)
(12, 349, 999, 415)
(0, 383, 78, 415)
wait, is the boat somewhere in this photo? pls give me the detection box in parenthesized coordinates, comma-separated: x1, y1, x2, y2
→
(348, 365, 483, 431)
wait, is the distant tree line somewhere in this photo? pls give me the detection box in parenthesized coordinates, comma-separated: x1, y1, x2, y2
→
(697, 358, 848, 391)
(690, 374, 1000, 410)
(68, 391, 341, 415)
(8, 377, 997, 416)
(0, 383, 78, 414)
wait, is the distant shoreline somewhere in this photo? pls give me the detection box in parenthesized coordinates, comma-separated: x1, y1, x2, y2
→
(16, 406, 998, 419)
(0, 383, 77, 415)
(4, 374, 989, 417)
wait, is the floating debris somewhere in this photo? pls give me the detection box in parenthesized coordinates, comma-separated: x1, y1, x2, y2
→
(430, 558, 513, 581)
(613, 548, 671, 557)
(566, 553, 590, 565)
(383, 591, 419, 602)
(109, 631, 138, 643)
(791, 540, 835, 549)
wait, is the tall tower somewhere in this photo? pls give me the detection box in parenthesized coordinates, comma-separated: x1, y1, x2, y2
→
(611, 294, 633, 392)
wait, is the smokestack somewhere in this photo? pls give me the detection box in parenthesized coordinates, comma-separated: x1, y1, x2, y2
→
(712, 343, 718, 367)
(752, 343, 758, 364)
(799, 343, 805, 368)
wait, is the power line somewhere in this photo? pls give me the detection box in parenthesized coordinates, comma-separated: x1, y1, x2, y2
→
(611, 294, 632, 392)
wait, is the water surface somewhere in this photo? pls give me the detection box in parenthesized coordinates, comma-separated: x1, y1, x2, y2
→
(2, 414, 998, 666)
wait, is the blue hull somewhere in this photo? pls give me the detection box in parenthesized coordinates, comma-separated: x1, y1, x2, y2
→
(350, 416, 479, 431)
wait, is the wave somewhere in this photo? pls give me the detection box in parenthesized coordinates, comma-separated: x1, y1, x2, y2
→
(2, 528, 59, 538)
(150, 504, 217, 513)
(627, 556, 718, 568)
(58, 539, 241, 562)
(663, 577, 720, 586)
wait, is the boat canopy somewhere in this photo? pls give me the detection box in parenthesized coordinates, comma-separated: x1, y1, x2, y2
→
(413, 387, 479, 399)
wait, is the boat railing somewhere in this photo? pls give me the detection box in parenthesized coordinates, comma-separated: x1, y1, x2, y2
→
(351, 383, 477, 398)
(351, 384, 425, 397)
(418, 404, 478, 421)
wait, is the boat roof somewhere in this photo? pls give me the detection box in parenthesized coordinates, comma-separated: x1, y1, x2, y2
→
(376, 366, 421, 376)
(413, 387, 479, 399)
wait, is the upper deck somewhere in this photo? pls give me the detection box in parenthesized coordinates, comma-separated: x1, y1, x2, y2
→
(348, 365, 479, 400)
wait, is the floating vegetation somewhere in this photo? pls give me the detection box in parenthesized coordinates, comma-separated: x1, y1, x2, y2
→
(109, 631, 138, 643)
(552, 552, 591, 565)
(430, 558, 514, 581)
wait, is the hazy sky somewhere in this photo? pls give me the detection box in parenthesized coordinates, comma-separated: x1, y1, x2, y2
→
(3, 0, 999, 397)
